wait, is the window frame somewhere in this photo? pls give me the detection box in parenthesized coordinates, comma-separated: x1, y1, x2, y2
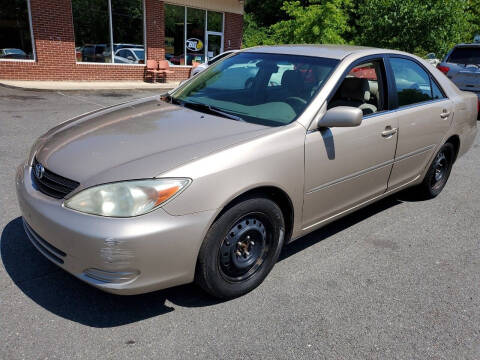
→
(72, 0, 147, 66)
(385, 54, 448, 110)
(164, 2, 225, 68)
(0, 0, 36, 63)
(327, 54, 392, 118)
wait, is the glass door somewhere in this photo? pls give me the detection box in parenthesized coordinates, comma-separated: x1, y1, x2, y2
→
(206, 32, 223, 62)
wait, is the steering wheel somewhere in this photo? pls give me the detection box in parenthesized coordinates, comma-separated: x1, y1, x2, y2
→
(285, 96, 307, 114)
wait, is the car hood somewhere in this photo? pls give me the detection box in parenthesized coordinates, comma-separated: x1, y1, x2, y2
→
(34, 96, 274, 189)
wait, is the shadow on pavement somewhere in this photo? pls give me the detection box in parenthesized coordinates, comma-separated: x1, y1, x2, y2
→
(1, 194, 405, 328)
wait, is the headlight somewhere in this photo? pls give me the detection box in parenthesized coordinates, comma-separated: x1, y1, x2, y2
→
(64, 178, 191, 217)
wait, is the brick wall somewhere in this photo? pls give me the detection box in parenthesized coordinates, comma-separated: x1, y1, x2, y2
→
(0, 0, 243, 82)
(224, 12, 244, 51)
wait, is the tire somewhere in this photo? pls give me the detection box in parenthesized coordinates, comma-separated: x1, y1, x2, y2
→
(195, 197, 285, 299)
(411, 142, 455, 200)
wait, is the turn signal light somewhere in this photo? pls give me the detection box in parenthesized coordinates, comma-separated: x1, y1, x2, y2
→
(437, 65, 450, 75)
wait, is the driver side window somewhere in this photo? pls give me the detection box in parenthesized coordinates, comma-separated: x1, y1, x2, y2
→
(329, 60, 386, 116)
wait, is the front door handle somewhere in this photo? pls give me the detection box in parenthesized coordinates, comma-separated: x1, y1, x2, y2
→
(440, 110, 451, 119)
(381, 126, 397, 138)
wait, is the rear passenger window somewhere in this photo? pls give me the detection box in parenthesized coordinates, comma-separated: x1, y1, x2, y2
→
(431, 80, 445, 100)
(390, 57, 434, 107)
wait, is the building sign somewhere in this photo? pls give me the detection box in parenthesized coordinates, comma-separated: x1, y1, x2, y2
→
(186, 38, 204, 52)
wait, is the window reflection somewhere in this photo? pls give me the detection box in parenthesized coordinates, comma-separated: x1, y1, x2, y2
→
(72, 0, 144, 64)
(207, 11, 222, 33)
(164, 6, 224, 67)
(0, 0, 34, 60)
(111, 0, 144, 64)
(165, 4, 185, 65)
(186, 8, 205, 66)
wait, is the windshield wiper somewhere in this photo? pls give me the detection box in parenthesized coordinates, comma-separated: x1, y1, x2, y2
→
(182, 101, 245, 122)
(162, 95, 245, 121)
(161, 93, 183, 105)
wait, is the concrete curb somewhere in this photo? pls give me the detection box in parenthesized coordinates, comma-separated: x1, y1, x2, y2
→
(0, 80, 179, 92)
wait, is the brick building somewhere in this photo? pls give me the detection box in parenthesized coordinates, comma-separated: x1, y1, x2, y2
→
(0, 0, 244, 81)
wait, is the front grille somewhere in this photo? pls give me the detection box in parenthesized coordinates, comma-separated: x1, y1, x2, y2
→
(32, 158, 79, 199)
(23, 219, 67, 265)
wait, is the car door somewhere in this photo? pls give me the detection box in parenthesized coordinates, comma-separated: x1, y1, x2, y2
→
(303, 57, 399, 229)
(386, 56, 453, 190)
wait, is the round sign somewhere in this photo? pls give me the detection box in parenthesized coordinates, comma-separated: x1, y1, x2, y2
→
(186, 38, 204, 52)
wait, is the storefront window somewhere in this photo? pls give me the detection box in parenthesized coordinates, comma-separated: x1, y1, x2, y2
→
(72, 0, 145, 64)
(207, 11, 222, 33)
(0, 0, 34, 60)
(72, 0, 110, 63)
(111, 0, 144, 64)
(164, 6, 224, 66)
(186, 8, 205, 66)
(165, 4, 185, 65)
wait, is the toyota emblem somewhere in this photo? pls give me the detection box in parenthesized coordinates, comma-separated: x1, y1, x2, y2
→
(34, 163, 45, 180)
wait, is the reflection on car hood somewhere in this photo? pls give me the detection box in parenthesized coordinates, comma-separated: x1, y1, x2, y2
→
(34, 96, 273, 188)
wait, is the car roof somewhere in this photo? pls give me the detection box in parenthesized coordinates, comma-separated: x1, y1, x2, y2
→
(116, 48, 143, 51)
(452, 43, 480, 48)
(242, 44, 386, 60)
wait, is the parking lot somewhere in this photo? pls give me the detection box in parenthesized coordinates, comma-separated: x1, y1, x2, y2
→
(0, 84, 479, 359)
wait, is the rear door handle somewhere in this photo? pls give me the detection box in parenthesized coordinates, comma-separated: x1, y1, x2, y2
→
(381, 127, 397, 138)
(440, 110, 451, 119)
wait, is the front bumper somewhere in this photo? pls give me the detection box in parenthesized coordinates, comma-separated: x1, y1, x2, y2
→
(15, 163, 215, 295)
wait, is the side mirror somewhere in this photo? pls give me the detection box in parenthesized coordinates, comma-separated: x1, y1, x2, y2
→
(318, 106, 363, 128)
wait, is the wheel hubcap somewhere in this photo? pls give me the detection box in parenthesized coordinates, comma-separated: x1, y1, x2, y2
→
(219, 216, 268, 281)
(431, 151, 448, 190)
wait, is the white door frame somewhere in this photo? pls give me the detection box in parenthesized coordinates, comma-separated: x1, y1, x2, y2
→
(205, 31, 224, 61)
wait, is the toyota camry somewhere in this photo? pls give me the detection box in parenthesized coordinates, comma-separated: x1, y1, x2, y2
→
(16, 45, 478, 299)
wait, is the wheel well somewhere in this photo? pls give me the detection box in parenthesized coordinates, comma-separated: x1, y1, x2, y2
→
(214, 186, 294, 242)
(446, 135, 460, 162)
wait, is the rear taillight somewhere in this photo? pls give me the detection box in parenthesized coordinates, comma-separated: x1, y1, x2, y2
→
(437, 65, 450, 75)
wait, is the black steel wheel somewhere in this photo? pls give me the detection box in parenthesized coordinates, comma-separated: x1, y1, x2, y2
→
(411, 142, 455, 200)
(218, 214, 271, 282)
(196, 197, 285, 299)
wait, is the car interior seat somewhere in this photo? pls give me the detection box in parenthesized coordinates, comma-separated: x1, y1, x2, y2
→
(330, 77, 377, 115)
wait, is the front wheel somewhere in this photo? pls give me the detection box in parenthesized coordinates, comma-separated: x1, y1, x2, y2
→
(195, 197, 285, 299)
(411, 142, 455, 200)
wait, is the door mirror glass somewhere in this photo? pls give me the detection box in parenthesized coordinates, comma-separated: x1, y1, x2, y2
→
(319, 106, 363, 128)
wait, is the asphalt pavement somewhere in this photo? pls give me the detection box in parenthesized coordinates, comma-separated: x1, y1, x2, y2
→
(0, 85, 479, 359)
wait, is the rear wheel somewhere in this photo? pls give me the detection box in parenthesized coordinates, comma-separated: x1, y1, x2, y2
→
(195, 197, 285, 299)
(411, 142, 455, 200)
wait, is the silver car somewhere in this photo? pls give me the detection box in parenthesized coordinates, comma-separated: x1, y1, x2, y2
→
(437, 43, 480, 117)
(16, 45, 478, 299)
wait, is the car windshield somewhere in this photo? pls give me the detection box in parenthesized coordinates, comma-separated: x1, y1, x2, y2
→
(133, 49, 144, 60)
(447, 47, 480, 65)
(170, 52, 339, 126)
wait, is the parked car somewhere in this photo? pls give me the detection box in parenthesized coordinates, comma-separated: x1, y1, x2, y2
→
(81, 44, 107, 62)
(104, 43, 143, 62)
(425, 52, 440, 67)
(16, 45, 477, 299)
(0, 48, 28, 60)
(114, 48, 145, 64)
(437, 43, 480, 117)
(190, 50, 239, 77)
